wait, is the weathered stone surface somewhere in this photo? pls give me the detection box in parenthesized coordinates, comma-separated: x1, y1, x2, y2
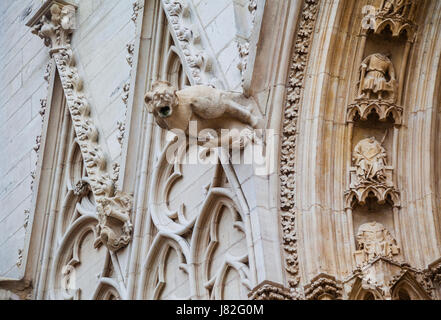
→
(0, 0, 440, 301)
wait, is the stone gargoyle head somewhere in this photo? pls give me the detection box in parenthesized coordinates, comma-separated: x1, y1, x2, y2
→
(144, 81, 181, 131)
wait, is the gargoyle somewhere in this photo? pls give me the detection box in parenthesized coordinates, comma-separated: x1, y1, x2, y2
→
(144, 81, 262, 150)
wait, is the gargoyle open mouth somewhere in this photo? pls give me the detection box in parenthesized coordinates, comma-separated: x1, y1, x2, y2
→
(159, 106, 171, 118)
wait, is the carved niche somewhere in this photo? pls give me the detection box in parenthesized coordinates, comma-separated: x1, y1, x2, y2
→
(340, 0, 426, 300)
(345, 136, 399, 207)
(343, 222, 433, 300)
(345, 54, 402, 207)
(347, 53, 402, 125)
(353, 137, 388, 185)
(358, 53, 397, 103)
(344, 0, 423, 212)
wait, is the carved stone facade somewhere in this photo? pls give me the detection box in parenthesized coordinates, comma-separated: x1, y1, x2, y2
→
(1, 0, 440, 301)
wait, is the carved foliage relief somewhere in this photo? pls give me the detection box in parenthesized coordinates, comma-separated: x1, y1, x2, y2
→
(280, 0, 320, 288)
(28, 3, 133, 252)
(161, 0, 213, 85)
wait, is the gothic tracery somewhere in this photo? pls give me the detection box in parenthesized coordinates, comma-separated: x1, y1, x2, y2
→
(1, 0, 440, 302)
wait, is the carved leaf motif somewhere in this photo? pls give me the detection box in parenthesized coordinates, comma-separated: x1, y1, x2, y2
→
(280, 0, 320, 288)
(28, 3, 133, 251)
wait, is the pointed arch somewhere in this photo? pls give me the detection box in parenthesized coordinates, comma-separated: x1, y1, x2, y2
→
(26, 68, 111, 299)
(91, 277, 122, 300)
(391, 273, 432, 300)
(48, 214, 106, 300)
(138, 232, 193, 300)
(190, 187, 253, 299)
(347, 277, 384, 300)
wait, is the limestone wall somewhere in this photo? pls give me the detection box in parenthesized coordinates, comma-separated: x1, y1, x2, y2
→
(1, 0, 440, 301)
(0, 0, 134, 279)
(0, 0, 48, 279)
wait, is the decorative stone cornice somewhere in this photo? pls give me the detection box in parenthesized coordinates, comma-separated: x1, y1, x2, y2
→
(280, 0, 320, 289)
(26, 1, 133, 252)
(347, 100, 403, 125)
(248, 281, 297, 300)
(362, 0, 420, 39)
(304, 273, 342, 300)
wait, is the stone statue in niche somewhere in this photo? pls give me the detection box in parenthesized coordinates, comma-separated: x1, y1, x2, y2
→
(357, 53, 397, 103)
(353, 137, 387, 185)
(345, 133, 399, 208)
(144, 81, 262, 150)
(354, 222, 400, 266)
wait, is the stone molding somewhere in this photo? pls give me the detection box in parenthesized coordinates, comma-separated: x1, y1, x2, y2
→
(236, 0, 258, 87)
(161, 0, 213, 86)
(280, 0, 320, 289)
(26, 1, 133, 252)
